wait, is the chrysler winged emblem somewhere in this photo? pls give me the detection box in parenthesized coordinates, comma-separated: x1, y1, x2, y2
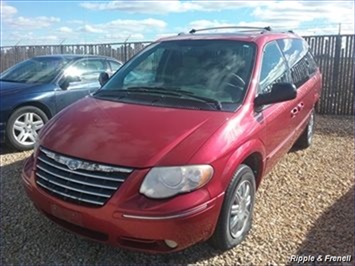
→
(66, 160, 81, 171)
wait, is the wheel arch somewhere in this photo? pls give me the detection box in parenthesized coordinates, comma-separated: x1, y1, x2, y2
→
(241, 152, 264, 189)
(220, 139, 266, 191)
(209, 140, 264, 250)
(12, 101, 53, 120)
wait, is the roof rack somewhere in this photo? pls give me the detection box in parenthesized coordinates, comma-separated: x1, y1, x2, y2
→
(188, 26, 272, 34)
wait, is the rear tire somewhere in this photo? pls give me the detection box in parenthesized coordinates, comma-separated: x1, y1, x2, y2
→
(295, 109, 315, 150)
(6, 106, 48, 151)
(210, 164, 256, 251)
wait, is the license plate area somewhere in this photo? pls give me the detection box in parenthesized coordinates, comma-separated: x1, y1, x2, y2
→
(51, 204, 83, 226)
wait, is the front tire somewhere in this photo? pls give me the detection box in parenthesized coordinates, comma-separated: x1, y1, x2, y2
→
(210, 164, 256, 250)
(6, 106, 48, 151)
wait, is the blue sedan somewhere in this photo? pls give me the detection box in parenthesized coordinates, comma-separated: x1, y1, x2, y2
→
(0, 55, 122, 150)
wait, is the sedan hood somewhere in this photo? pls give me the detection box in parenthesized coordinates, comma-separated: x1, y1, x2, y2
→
(0, 81, 47, 96)
(41, 97, 231, 168)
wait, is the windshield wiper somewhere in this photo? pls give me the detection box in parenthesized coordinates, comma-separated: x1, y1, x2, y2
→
(174, 90, 223, 110)
(125, 86, 184, 96)
(95, 86, 222, 110)
(94, 89, 128, 100)
(125, 86, 222, 110)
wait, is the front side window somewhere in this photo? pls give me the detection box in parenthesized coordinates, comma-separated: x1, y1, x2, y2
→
(64, 59, 107, 82)
(259, 41, 290, 94)
(95, 40, 256, 112)
(277, 38, 317, 88)
(277, 38, 308, 67)
(0, 57, 70, 84)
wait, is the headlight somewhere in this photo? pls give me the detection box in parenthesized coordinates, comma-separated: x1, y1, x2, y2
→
(139, 165, 213, 199)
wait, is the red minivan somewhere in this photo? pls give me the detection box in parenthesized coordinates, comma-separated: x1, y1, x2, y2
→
(22, 27, 322, 253)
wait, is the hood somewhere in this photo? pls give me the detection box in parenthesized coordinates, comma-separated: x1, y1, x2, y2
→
(0, 81, 49, 96)
(41, 97, 231, 168)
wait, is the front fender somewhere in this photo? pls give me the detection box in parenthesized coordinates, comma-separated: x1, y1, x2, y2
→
(207, 138, 266, 198)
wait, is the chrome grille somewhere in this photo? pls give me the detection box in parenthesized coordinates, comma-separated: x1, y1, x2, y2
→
(35, 147, 133, 207)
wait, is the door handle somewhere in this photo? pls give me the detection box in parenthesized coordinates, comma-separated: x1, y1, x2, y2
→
(291, 107, 299, 117)
(297, 102, 304, 111)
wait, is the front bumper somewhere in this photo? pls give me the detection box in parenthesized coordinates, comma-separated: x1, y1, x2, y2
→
(22, 155, 224, 253)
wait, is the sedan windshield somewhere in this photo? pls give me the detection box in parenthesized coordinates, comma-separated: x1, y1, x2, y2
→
(95, 40, 256, 111)
(0, 57, 70, 84)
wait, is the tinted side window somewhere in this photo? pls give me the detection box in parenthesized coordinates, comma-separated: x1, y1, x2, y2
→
(259, 41, 290, 94)
(277, 39, 317, 88)
(306, 52, 318, 75)
(290, 52, 319, 88)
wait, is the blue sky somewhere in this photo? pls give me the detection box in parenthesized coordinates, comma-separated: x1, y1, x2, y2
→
(1, 1, 354, 46)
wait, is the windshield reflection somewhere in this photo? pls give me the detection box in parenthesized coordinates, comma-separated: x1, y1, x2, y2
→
(97, 40, 256, 111)
(0, 57, 70, 84)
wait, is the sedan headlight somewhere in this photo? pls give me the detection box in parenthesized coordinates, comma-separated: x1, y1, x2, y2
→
(139, 165, 213, 199)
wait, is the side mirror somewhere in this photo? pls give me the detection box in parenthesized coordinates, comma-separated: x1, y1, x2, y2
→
(254, 83, 297, 107)
(59, 75, 81, 90)
(99, 72, 109, 87)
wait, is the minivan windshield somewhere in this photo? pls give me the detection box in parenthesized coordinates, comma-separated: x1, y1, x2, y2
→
(0, 57, 70, 84)
(95, 40, 256, 111)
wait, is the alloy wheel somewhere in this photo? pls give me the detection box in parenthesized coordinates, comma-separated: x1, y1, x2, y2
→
(12, 112, 44, 145)
(229, 180, 253, 238)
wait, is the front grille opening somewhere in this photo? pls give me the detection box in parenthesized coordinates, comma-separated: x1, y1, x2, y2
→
(35, 147, 133, 207)
(43, 210, 108, 241)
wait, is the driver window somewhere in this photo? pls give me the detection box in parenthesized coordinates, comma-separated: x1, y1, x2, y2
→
(64, 59, 107, 83)
(259, 42, 290, 95)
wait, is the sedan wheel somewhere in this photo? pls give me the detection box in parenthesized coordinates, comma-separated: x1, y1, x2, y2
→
(12, 112, 44, 145)
(6, 106, 48, 151)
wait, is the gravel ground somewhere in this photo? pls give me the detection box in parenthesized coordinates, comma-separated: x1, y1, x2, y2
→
(1, 115, 354, 265)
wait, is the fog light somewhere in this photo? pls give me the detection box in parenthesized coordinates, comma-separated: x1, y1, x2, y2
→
(164, 239, 178, 248)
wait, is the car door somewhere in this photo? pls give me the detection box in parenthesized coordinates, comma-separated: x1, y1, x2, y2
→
(277, 38, 319, 140)
(257, 41, 296, 173)
(55, 58, 108, 112)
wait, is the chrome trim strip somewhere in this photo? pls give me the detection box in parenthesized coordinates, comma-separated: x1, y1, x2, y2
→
(38, 156, 125, 182)
(40, 147, 133, 173)
(122, 204, 208, 220)
(37, 164, 117, 190)
(36, 181, 104, 205)
(37, 172, 111, 198)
